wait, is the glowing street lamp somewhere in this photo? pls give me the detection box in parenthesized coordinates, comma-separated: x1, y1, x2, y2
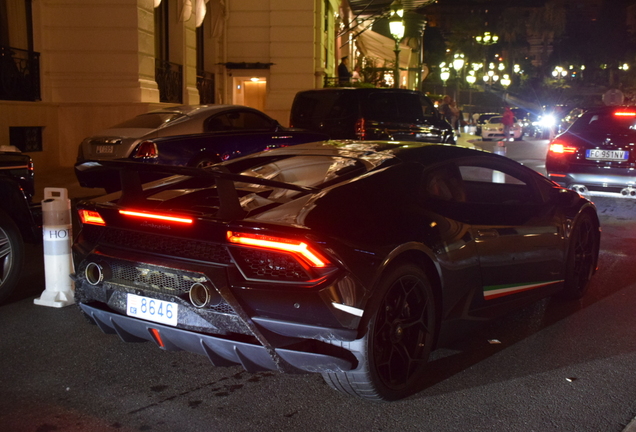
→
(453, 53, 465, 72)
(475, 31, 499, 45)
(552, 66, 567, 78)
(389, 0, 405, 89)
(440, 67, 450, 93)
(501, 74, 511, 88)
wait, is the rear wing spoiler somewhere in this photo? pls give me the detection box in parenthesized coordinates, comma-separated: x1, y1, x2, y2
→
(89, 160, 318, 220)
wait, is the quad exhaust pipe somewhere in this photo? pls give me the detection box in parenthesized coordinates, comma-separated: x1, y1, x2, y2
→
(620, 187, 636, 197)
(84, 262, 111, 285)
(189, 282, 222, 308)
(570, 185, 588, 195)
(84, 261, 221, 309)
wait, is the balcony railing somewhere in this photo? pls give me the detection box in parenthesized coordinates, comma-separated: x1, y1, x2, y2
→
(155, 59, 183, 104)
(0, 46, 41, 101)
(197, 70, 215, 104)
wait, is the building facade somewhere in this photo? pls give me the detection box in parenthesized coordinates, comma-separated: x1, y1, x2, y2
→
(0, 0, 356, 172)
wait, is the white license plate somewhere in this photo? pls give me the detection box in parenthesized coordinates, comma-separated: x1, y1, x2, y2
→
(127, 293, 178, 326)
(586, 149, 629, 161)
(96, 145, 114, 154)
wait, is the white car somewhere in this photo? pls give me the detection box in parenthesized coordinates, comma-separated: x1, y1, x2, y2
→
(480, 116, 523, 141)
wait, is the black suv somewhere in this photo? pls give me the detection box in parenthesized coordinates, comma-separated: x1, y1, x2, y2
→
(0, 150, 41, 303)
(290, 88, 455, 144)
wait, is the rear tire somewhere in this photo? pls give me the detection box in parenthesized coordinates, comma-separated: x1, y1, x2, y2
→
(0, 210, 25, 304)
(322, 264, 437, 401)
(557, 212, 598, 300)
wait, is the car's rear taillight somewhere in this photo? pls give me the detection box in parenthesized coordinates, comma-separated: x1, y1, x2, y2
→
(119, 209, 193, 224)
(614, 110, 636, 117)
(549, 141, 577, 154)
(227, 231, 336, 284)
(79, 209, 106, 226)
(133, 141, 158, 159)
(355, 118, 366, 140)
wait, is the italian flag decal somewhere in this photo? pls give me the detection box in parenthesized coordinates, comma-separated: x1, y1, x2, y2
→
(484, 280, 563, 300)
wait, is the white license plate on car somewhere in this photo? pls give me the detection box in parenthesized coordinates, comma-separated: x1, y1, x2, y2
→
(586, 149, 629, 161)
(96, 145, 114, 154)
(127, 293, 178, 326)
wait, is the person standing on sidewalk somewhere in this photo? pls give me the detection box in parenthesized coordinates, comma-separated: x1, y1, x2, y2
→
(502, 106, 514, 142)
(338, 56, 352, 85)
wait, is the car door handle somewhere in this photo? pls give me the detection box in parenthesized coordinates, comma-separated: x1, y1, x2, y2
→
(476, 229, 499, 238)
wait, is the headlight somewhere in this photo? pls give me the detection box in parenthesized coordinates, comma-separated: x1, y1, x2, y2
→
(539, 114, 556, 127)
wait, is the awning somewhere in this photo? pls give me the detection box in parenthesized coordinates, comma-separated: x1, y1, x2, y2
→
(355, 30, 411, 70)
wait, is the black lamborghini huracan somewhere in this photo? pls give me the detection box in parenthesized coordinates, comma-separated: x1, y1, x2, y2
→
(72, 141, 600, 401)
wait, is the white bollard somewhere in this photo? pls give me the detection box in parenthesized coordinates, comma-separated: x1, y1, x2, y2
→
(34, 188, 75, 308)
(494, 140, 507, 156)
(493, 141, 506, 183)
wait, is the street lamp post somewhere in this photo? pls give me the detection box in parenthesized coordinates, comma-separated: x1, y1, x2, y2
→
(440, 64, 450, 94)
(389, 1, 405, 89)
(452, 52, 465, 103)
(466, 71, 476, 107)
(475, 31, 499, 45)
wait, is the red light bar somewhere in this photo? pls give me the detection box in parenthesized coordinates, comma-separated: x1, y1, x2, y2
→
(79, 209, 106, 226)
(119, 210, 193, 224)
(614, 111, 636, 117)
(227, 231, 329, 267)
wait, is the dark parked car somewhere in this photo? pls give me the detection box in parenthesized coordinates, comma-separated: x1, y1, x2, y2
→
(72, 141, 600, 401)
(289, 88, 455, 144)
(546, 105, 636, 196)
(0, 149, 41, 303)
(75, 127, 328, 192)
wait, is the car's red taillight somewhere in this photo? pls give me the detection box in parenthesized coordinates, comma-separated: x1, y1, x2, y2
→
(355, 118, 366, 140)
(614, 110, 636, 117)
(227, 231, 336, 284)
(549, 141, 577, 154)
(79, 209, 106, 226)
(119, 209, 193, 224)
(133, 141, 158, 159)
(228, 231, 328, 267)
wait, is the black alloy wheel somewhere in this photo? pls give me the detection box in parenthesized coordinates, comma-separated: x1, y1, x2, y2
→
(322, 264, 437, 401)
(0, 210, 25, 304)
(558, 212, 598, 300)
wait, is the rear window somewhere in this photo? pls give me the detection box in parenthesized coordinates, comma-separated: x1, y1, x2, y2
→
(569, 110, 636, 134)
(292, 92, 357, 122)
(111, 113, 185, 129)
(361, 93, 427, 123)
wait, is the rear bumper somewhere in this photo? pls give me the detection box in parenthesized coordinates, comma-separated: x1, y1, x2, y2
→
(547, 171, 636, 191)
(79, 302, 355, 374)
(481, 130, 522, 140)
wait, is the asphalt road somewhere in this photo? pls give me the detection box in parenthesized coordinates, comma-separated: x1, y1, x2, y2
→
(2, 137, 636, 432)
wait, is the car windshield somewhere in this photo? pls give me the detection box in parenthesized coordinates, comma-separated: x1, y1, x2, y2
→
(488, 117, 503, 123)
(569, 110, 636, 134)
(111, 113, 185, 129)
